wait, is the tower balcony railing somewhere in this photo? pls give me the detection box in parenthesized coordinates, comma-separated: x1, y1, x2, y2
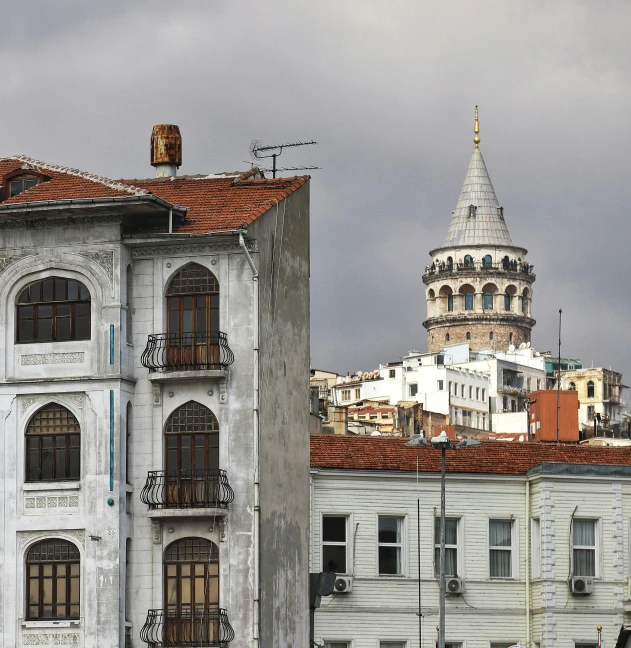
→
(423, 261, 535, 281)
(141, 332, 234, 373)
(140, 470, 234, 510)
(140, 608, 234, 647)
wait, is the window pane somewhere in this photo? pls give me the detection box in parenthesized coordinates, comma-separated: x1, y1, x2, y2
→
(54, 278, 66, 300)
(573, 549, 595, 577)
(379, 517, 401, 544)
(322, 545, 346, 573)
(55, 436, 67, 478)
(434, 547, 458, 577)
(380, 644, 405, 648)
(573, 520, 595, 546)
(79, 284, 90, 300)
(42, 279, 54, 302)
(490, 549, 511, 578)
(67, 280, 79, 300)
(74, 315, 90, 339)
(56, 316, 71, 341)
(324, 643, 349, 648)
(490, 520, 511, 547)
(323, 517, 346, 543)
(435, 518, 458, 545)
(379, 546, 401, 575)
(41, 437, 53, 479)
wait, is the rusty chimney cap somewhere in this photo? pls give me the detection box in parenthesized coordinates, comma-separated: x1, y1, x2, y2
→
(151, 124, 182, 168)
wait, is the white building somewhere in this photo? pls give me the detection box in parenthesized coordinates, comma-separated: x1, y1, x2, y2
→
(0, 126, 310, 647)
(311, 433, 631, 648)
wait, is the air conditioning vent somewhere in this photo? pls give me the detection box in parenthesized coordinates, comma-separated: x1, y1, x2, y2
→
(570, 576, 593, 595)
(334, 576, 353, 593)
(446, 577, 465, 595)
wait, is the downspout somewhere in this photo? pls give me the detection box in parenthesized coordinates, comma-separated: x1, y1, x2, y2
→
(240, 231, 260, 647)
(526, 478, 530, 648)
(168, 208, 173, 234)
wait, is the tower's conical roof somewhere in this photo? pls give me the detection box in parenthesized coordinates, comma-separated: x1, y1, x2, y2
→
(443, 146, 514, 248)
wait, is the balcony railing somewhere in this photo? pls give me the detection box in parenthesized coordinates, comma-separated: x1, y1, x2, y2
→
(141, 332, 234, 372)
(141, 608, 234, 647)
(423, 261, 535, 280)
(140, 470, 234, 510)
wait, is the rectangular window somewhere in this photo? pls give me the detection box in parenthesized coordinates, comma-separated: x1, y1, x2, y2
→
(354, 388, 360, 400)
(434, 518, 458, 577)
(573, 520, 597, 577)
(490, 643, 518, 648)
(380, 643, 406, 648)
(389, 369, 396, 378)
(476, 387, 480, 400)
(445, 644, 463, 648)
(587, 405, 595, 419)
(449, 381, 452, 394)
(460, 384, 465, 397)
(469, 386, 473, 399)
(438, 380, 444, 391)
(322, 516, 348, 573)
(341, 390, 350, 401)
(453, 382, 458, 396)
(378, 516, 403, 575)
(574, 644, 598, 648)
(489, 520, 513, 578)
(324, 643, 350, 648)
(531, 518, 541, 578)
(409, 384, 418, 397)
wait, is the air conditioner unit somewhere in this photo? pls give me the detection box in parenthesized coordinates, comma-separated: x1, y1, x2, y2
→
(334, 576, 353, 593)
(570, 576, 593, 595)
(446, 577, 465, 595)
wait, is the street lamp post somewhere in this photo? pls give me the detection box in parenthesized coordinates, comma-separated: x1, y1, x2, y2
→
(406, 431, 481, 648)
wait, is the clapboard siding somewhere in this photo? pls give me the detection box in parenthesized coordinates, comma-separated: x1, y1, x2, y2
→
(312, 468, 631, 648)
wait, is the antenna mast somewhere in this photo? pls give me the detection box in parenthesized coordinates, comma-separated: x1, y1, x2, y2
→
(249, 139, 319, 178)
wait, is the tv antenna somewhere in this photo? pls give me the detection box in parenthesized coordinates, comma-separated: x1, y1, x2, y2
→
(249, 139, 319, 178)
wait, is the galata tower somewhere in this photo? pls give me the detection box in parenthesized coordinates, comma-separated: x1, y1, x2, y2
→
(423, 108, 536, 353)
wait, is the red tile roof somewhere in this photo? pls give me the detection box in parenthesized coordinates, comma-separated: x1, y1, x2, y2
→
(0, 156, 308, 233)
(310, 434, 631, 475)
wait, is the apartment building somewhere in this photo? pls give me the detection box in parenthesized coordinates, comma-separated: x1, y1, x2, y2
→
(0, 126, 310, 648)
(311, 434, 631, 648)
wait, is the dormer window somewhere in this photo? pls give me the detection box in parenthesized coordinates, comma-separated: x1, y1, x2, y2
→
(10, 175, 39, 197)
(468, 205, 477, 218)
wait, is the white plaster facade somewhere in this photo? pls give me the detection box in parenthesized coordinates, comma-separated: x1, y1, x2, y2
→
(0, 159, 310, 648)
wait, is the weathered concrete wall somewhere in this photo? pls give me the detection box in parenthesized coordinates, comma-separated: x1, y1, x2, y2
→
(249, 183, 310, 648)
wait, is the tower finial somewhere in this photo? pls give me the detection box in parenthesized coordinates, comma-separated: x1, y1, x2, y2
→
(473, 105, 480, 147)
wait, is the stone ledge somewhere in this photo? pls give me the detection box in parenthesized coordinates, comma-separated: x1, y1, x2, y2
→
(147, 507, 229, 519)
(147, 368, 227, 383)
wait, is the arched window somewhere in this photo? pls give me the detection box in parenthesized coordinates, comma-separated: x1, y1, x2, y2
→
(165, 401, 219, 507)
(466, 332, 471, 341)
(587, 381, 594, 398)
(167, 263, 219, 336)
(509, 333, 513, 345)
(446, 257, 453, 269)
(26, 404, 80, 482)
(468, 205, 477, 218)
(445, 333, 450, 342)
(447, 294, 454, 312)
(489, 331, 494, 341)
(484, 292, 494, 310)
(26, 539, 80, 619)
(164, 538, 219, 642)
(569, 382, 576, 391)
(17, 278, 90, 343)
(465, 292, 474, 310)
(483, 255, 492, 268)
(464, 255, 473, 268)
(522, 288, 530, 315)
(504, 292, 511, 311)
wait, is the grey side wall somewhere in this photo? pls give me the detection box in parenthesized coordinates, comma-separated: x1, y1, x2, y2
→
(250, 183, 310, 648)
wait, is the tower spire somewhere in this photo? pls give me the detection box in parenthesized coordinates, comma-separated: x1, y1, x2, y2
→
(473, 105, 480, 147)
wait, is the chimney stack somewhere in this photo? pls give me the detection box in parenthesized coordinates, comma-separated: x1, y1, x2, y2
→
(151, 124, 182, 177)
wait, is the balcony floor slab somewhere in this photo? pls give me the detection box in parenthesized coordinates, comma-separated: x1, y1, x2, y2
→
(147, 369, 227, 383)
(147, 508, 229, 519)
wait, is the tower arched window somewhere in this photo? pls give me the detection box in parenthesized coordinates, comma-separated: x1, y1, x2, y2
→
(464, 292, 474, 311)
(504, 292, 511, 311)
(466, 332, 471, 341)
(483, 255, 492, 268)
(445, 333, 450, 342)
(26, 539, 80, 619)
(468, 205, 477, 218)
(447, 294, 454, 312)
(446, 257, 453, 270)
(17, 278, 91, 343)
(509, 333, 513, 345)
(464, 255, 473, 268)
(484, 292, 494, 310)
(26, 404, 80, 482)
(489, 331, 494, 341)
(587, 381, 594, 398)
(165, 401, 219, 507)
(164, 538, 219, 642)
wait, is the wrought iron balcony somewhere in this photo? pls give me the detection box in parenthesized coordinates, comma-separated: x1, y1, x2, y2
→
(423, 261, 535, 281)
(140, 608, 234, 647)
(141, 332, 234, 373)
(140, 470, 234, 510)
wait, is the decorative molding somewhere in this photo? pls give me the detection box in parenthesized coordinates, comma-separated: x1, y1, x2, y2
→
(76, 250, 114, 283)
(151, 519, 162, 544)
(0, 255, 33, 274)
(17, 529, 85, 553)
(24, 495, 79, 510)
(152, 382, 161, 407)
(21, 393, 85, 419)
(219, 376, 228, 405)
(0, 214, 123, 231)
(132, 241, 258, 259)
(21, 352, 85, 366)
(20, 396, 41, 415)
(22, 633, 80, 645)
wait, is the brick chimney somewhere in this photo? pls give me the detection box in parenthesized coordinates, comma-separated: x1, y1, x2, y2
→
(151, 124, 182, 177)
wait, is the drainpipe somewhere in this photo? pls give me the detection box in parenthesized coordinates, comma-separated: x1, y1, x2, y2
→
(240, 230, 260, 647)
(526, 478, 531, 648)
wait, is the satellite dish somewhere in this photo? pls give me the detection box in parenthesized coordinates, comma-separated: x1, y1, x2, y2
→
(519, 435, 525, 442)
(526, 342, 531, 348)
(519, 343, 527, 349)
(363, 372, 369, 380)
(371, 431, 381, 436)
(508, 344, 515, 352)
(373, 370, 380, 377)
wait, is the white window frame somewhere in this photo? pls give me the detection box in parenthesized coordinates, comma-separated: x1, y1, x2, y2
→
(438, 380, 444, 391)
(488, 518, 517, 579)
(571, 518, 600, 578)
(340, 389, 351, 402)
(573, 643, 600, 648)
(321, 513, 352, 575)
(323, 641, 353, 648)
(409, 383, 418, 397)
(354, 388, 360, 400)
(376, 514, 406, 577)
(433, 516, 463, 578)
(531, 518, 541, 579)
(379, 641, 408, 648)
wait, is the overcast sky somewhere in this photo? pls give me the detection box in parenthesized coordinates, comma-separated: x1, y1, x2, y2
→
(3, 1, 631, 385)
